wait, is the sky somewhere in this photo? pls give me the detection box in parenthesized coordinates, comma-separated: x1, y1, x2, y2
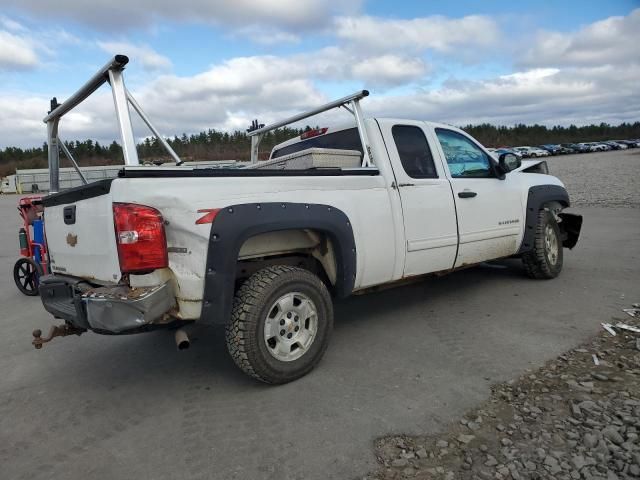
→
(0, 0, 638, 148)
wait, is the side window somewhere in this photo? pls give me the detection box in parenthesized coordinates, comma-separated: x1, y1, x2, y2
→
(391, 125, 437, 179)
(435, 128, 492, 178)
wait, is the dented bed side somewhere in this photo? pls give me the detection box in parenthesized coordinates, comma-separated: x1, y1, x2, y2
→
(106, 171, 398, 322)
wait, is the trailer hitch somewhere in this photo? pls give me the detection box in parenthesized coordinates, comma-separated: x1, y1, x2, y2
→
(32, 324, 86, 349)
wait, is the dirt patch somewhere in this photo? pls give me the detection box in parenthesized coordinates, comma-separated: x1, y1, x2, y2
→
(368, 308, 640, 480)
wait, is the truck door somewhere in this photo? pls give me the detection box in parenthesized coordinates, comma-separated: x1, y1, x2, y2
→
(377, 120, 458, 277)
(432, 127, 523, 267)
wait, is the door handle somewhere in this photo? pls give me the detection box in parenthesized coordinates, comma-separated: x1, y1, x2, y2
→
(458, 191, 477, 198)
(398, 183, 415, 187)
(63, 205, 76, 224)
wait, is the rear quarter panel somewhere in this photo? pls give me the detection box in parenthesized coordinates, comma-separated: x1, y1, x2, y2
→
(109, 174, 397, 320)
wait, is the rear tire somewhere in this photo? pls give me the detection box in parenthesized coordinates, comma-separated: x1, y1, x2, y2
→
(225, 265, 333, 384)
(522, 209, 563, 279)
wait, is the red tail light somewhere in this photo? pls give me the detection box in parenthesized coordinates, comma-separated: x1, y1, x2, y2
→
(300, 127, 328, 140)
(113, 203, 168, 273)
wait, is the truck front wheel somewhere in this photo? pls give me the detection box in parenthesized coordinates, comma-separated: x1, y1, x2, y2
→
(225, 265, 333, 384)
(522, 209, 563, 279)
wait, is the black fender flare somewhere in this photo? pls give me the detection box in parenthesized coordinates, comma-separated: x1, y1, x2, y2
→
(200, 202, 357, 325)
(517, 184, 570, 254)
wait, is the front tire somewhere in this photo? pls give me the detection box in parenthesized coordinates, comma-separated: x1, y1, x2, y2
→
(522, 209, 563, 279)
(226, 265, 333, 384)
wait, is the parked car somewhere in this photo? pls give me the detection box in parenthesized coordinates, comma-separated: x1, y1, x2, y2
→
(606, 140, 629, 150)
(35, 56, 583, 384)
(579, 142, 606, 152)
(556, 146, 575, 155)
(495, 148, 523, 159)
(513, 147, 531, 158)
(515, 146, 550, 158)
(538, 144, 563, 155)
(560, 143, 588, 153)
(603, 141, 628, 150)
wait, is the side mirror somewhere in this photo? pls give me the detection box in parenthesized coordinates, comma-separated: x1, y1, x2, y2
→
(498, 153, 521, 173)
(490, 157, 506, 180)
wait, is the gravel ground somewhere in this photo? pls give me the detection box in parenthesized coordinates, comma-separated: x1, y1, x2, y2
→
(0, 150, 638, 480)
(546, 150, 640, 208)
(364, 149, 640, 480)
(369, 309, 640, 480)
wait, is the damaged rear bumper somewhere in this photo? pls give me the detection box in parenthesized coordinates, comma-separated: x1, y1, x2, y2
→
(39, 274, 176, 334)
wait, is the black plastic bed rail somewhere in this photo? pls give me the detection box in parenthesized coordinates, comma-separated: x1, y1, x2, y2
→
(117, 168, 379, 178)
(42, 179, 114, 207)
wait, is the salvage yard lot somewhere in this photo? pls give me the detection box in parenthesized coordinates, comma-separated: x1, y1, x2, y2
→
(1, 149, 639, 480)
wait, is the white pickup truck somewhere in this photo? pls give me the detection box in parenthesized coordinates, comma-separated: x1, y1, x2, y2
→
(36, 57, 582, 384)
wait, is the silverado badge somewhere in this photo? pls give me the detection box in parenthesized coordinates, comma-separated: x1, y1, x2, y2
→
(66, 233, 78, 247)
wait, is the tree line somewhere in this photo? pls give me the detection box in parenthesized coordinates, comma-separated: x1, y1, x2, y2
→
(1, 122, 639, 177)
(463, 122, 640, 149)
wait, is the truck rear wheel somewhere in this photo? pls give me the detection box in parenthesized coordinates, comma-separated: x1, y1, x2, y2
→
(225, 265, 333, 384)
(522, 209, 563, 279)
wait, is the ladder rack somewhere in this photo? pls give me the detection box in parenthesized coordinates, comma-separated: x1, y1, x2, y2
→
(43, 55, 375, 193)
(247, 90, 374, 167)
(43, 55, 182, 193)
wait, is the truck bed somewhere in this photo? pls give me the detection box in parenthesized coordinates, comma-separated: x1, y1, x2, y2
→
(41, 168, 399, 323)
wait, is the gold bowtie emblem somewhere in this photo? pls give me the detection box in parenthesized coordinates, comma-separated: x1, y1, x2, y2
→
(66, 233, 78, 247)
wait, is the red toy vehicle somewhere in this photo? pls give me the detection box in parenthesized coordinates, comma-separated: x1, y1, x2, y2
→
(14, 195, 48, 296)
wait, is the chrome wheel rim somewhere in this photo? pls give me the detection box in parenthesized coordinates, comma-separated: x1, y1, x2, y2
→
(544, 224, 559, 265)
(264, 292, 318, 362)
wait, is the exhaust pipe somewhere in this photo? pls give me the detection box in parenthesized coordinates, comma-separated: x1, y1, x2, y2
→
(175, 328, 190, 350)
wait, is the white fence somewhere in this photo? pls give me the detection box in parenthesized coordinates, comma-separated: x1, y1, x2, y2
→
(1, 160, 245, 194)
(13, 166, 122, 193)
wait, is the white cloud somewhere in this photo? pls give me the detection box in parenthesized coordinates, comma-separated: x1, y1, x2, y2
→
(335, 14, 500, 54)
(98, 41, 172, 71)
(522, 8, 640, 68)
(0, 16, 80, 71)
(0, 30, 39, 70)
(367, 64, 640, 126)
(3, 0, 361, 31)
(2, 60, 638, 150)
(1, 9, 638, 149)
(351, 55, 428, 86)
(0, 14, 27, 32)
(0, 95, 49, 146)
(4, 59, 637, 150)
(140, 47, 427, 105)
(233, 26, 301, 45)
(132, 55, 327, 134)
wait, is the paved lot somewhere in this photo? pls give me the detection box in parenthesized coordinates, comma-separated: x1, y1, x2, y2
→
(1, 150, 639, 480)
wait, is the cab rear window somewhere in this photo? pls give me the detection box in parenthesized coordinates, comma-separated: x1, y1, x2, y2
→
(271, 128, 363, 159)
(392, 125, 438, 179)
